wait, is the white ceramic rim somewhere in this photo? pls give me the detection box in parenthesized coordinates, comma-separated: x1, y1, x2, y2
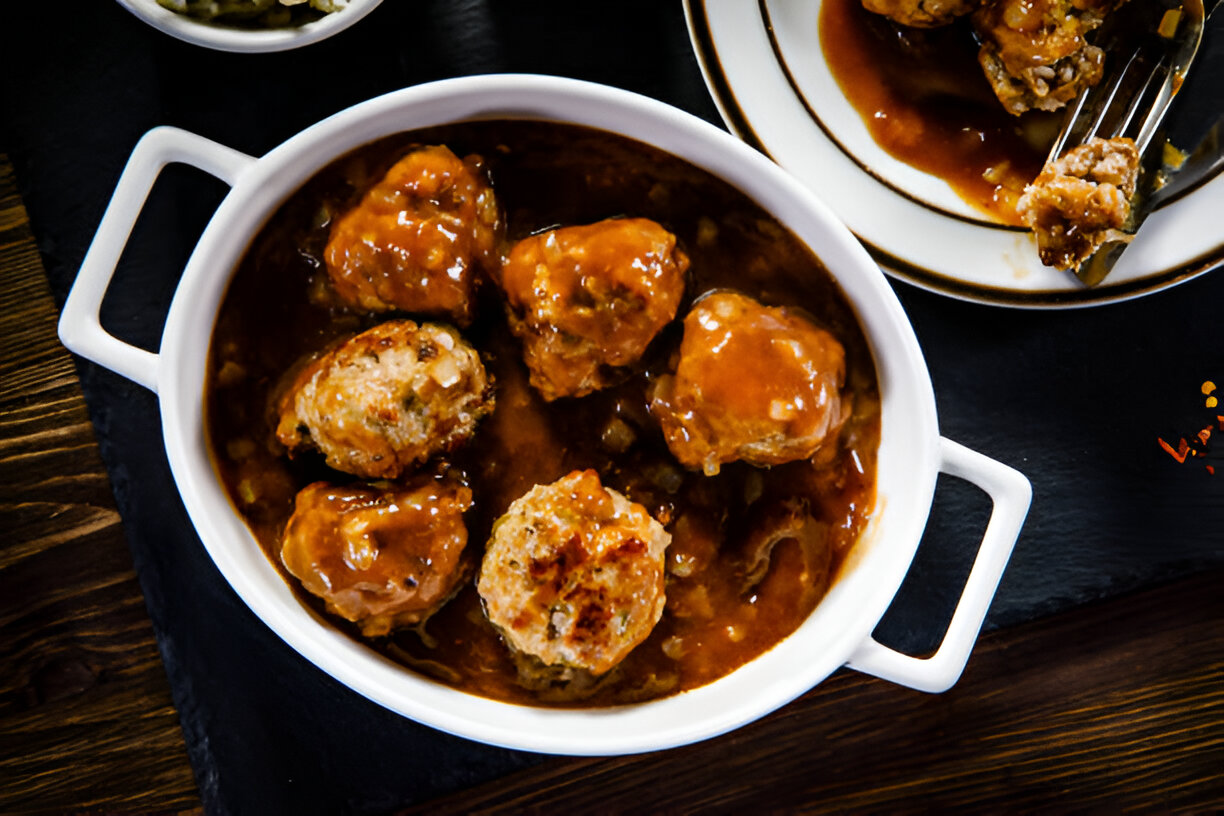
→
(114, 0, 383, 52)
(151, 75, 943, 755)
(685, 0, 1224, 308)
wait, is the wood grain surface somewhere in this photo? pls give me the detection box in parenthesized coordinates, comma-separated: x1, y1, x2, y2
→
(1, 146, 1222, 813)
(0, 154, 201, 814)
(405, 567, 1224, 813)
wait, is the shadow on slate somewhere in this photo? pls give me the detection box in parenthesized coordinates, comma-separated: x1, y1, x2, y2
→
(2, 0, 1223, 813)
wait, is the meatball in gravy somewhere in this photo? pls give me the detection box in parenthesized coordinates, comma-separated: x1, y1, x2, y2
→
(651, 291, 848, 476)
(1017, 136, 1138, 271)
(499, 217, 688, 401)
(281, 478, 473, 638)
(973, 0, 1124, 115)
(275, 320, 493, 480)
(478, 470, 671, 676)
(324, 145, 501, 325)
(861, 0, 980, 27)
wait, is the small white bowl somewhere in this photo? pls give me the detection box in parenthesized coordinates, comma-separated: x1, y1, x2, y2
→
(115, 0, 383, 52)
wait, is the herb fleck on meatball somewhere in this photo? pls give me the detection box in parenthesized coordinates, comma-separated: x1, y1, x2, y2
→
(275, 320, 493, 479)
(478, 470, 670, 676)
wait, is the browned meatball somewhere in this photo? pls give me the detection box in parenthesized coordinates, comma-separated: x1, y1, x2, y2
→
(499, 217, 688, 401)
(281, 478, 473, 637)
(651, 291, 848, 476)
(862, 0, 980, 28)
(1017, 136, 1138, 271)
(477, 469, 670, 676)
(275, 320, 493, 479)
(323, 145, 501, 325)
(973, 0, 1124, 115)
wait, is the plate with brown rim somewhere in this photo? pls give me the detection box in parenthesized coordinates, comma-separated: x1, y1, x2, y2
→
(684, 0, 1224, 308)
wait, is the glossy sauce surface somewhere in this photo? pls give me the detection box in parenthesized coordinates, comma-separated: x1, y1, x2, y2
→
(205, 121, 880, 706)
(818, 0, 1057, 223)
(280, 478, 473, 637)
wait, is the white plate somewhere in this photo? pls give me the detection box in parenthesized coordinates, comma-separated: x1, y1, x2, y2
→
(685, 0, 1224, 307)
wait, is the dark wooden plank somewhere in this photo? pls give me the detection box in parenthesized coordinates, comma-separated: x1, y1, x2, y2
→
(404, 570, 1224, 814)
(0, 155, 201, 814)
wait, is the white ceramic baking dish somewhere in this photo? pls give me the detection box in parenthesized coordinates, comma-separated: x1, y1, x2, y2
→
(58, 74, 1031, 756)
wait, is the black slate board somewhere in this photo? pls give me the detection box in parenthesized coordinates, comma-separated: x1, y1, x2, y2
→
(3, 2, 1223, 813)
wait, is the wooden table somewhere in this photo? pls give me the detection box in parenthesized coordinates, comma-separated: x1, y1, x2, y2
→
(0, 155, 198, 812)
(3, 149, 1222, 814)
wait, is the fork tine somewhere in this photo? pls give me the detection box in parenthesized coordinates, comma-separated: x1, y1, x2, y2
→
(1087, 48, 1145, 136)
(1039, 0, 1207, 285)
(1131, 5, 1207, 153)
(1046, 39, 1145, 163)
(1132, 68, 1176, 154)
(1047, 89, 1090, 161)
(1113, 58, 1164, 142)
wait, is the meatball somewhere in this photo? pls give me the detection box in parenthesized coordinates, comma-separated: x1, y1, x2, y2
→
(1017, 136, 1138, 272)
(323, 145, 501, 325)
(862, 0, 980, 28)
(973, 0, 1124, 115)
(651, 291, 848, 476)
(281, 478, 473, 637)
(499, 217, 688, 401)
(275, 320, 493, 479)
(477, 469, 671, 676)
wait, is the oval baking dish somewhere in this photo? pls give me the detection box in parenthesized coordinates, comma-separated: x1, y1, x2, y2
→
(58, 74, 1031, 756)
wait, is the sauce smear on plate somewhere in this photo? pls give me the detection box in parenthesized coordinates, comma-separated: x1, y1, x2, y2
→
(819, 0, 1057, 223)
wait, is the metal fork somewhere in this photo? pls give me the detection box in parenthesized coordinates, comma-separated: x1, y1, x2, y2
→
(1046, 0, 1210, 286)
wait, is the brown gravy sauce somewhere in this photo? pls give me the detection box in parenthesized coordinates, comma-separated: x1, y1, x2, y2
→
(818, 0, 1058, 223)
(205, 120, 880, 707)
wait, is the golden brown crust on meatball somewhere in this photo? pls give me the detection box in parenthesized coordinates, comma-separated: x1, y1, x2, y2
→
(499, 217, 689, 401)
(1017, 136, 1138, 271)
(862, 0, 980, 27)
(274, 320, 493, 479)
(651, 291, 848, 476)
(324, 145, 502, 325)
(477, 469, 670, 676)
(281, 478, 473, 637)
(972, 0, 1124, 115)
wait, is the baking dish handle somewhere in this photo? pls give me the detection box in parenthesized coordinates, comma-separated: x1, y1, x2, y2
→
(845, 437, 1031, 693)
(58, 126, 256, 394)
